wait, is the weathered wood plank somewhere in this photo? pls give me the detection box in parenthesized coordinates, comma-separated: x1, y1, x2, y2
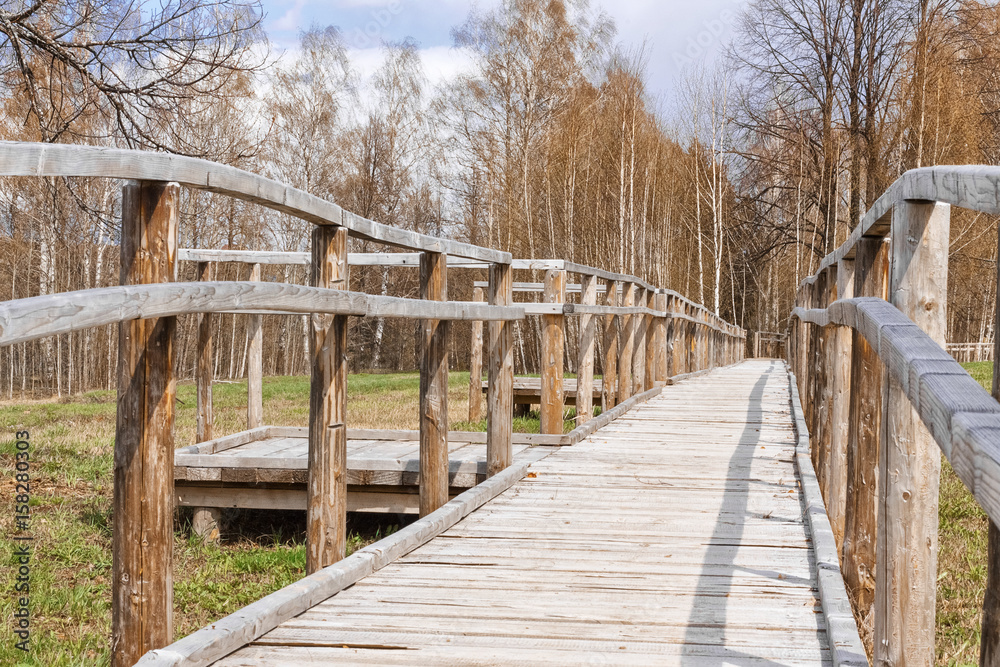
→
(419, 252, 450, 517)
(307, 226, 349, 574)
(487, 263, 514, 477)
(828, 259, 854, 549)
(576, 274, 597, 424)
(617, 282, 635, 402)
(247, 263, 264, 430)
(113, 181, 178, 667)
(541, 269, 566, 435)
(602, 280, 619, 410)
(468, 287, 484, 423)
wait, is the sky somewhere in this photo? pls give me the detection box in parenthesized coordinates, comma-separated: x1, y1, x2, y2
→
(258, 0, 748, 108)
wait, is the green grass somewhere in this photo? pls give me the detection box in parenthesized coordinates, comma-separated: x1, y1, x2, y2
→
(0, 370, 506, 666)
(936, 361, 991, 666)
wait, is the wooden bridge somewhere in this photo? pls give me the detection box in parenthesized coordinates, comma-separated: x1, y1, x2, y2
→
(4, 143, 1000, 665)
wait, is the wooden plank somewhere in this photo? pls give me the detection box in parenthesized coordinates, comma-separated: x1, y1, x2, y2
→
(576, 274, 597, 424)
(468, 287, 484, 423)
(602, 279, 619, 410)
(0, 143, 510, 262)
(842, 238, 887, 616)
(487, 263, 514, 476)
(985, 225, 1000, 663)
(617, 282, 635, 401)
(816, 267, 834, 502)
(419, 252, 449, 516)
(307, 226, 349, 574)
(195, 262, 214, 443)
(113, 181, 178, 667)
(541, 269, 566, 435)
(247, 263, 264, 430)
(874, 200, 949, 664)
(653, 293, 667, 383)
(828, 259, 854, 548)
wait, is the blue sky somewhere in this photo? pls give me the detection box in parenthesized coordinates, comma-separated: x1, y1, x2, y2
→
(258, 0, 747, 107)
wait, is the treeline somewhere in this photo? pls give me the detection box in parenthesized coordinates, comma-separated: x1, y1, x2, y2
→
(0, 0, 998, 397)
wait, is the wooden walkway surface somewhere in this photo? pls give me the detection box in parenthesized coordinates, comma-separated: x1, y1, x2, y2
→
(217, 360, 832, 665)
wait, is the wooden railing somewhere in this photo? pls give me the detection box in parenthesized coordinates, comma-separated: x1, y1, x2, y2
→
(948, 341, 993, 363)
(0, 142, 744, 666)
(750, 331, 787, 359)
(788, 165, 1000, 664)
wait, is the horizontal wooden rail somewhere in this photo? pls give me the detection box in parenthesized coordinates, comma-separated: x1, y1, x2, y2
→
(0, 282, 524, 347)
(792, 298, 1000, 526)
(0, 142, 509, 263)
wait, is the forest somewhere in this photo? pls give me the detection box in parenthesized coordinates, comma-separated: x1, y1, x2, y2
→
(0, 0, 997, 396)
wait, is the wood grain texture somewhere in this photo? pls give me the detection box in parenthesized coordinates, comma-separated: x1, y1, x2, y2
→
(468, 287, 484, 423)
(112, 181, 178, 667)
(842, 237, 887, 617)
(828, 259, 855, 548)
(0, 142, 509, 263)
(541, 269, 567, 435)
(419, 252, 450, 516)
(602, 280, 619, 411)
(247, 263, 264, 430)
(617, 283, 635, 402)
(195, 262, 214, 444)
(307, 226, 349, 574)
(874, 200, 948, 665)
(576, 275, 597, 424)
(985, 225, 1000, 665)
(487, 263, 514, 477)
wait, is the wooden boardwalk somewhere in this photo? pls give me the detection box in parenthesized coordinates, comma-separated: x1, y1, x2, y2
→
(216, 360, 834, 665)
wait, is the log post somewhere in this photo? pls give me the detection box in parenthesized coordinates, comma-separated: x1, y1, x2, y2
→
(576, 274, 597, 424)
(618, 282, 635, 400)
(487, 262, 514, 477)
(541, 269, 566, 435)
(874, 201, 949, 664)
(192, 260, 220, 544)
(670, 296, 683, 377)
(815, 268, 834, 498)
(602, 280, 619, 410)
(630, 286, 644, 392)
(113, 181, 178, 667)
(653, 292, 668, 383)
(686, 304, 696, 374)
(420, 252, 450, 515)
(247, 263, 263, 430)
(468, 286, 485, 423)
(796, 285, 811, 405)
(644, 290, 657, 389)
(982, 223, 1000, 664)
(828, 258, 855, 547)
(843, 235, 888, 618)
(307, 226, 349, 574)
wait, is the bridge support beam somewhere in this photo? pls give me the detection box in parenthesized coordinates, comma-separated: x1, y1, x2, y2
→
(307, 226, 349, 573)
(576, 274, 597, 424)
(487, 262, 514, 476)
(602, 280, 619, 410)
(113, 181, 178, 667)
(875, 200, 949, 664)
(420, 252, 450, 515)
(541, 269, 566, 434)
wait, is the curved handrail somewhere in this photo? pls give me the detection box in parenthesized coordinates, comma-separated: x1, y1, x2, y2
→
(791, 298, 1000, 524)
(799, 165, 1000, 288)
(0, 282, 525, 348)
(0, 142, 510, 264)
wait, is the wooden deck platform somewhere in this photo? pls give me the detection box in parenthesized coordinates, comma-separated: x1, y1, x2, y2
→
(481, 377, 603, 406)
(211, 361, 849, 665)
(174, 429, 553, 514)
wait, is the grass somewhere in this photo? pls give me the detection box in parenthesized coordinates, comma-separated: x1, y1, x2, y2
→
(937, 361, 991, 666)
(0, 369, 567, 666)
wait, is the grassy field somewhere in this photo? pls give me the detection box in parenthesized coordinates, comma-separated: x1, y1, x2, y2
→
(0, 365, 990, 665)
(0, 370, 585, 666)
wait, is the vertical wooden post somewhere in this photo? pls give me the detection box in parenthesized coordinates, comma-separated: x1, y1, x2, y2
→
(982, 222, 1000, 664)
(247, 263, 264, 430)
(843, 236, 888, 618)
(577, 274, 597, 424)
(685, 304, 696, 374)
(618, 282, 635, 400)
(644, 290, 657, 389)
(307, 226, 349, 574)
(487, 262, 513, 477)
(816, 267, 834, 499)
(653, 292, 668, 383)
(630, 286, 644, 392)
(828, 258, 855, 547)
(113, 181, 178, 667)
(192, 260, 220, 544)
(670, 297, 683, 377)
(874, 201, 949, 664)
(602, 280, 619, 410)
(420, 252, 450, 515)
(541, 269, 566, 434)
(468, 286, 485, 423)
(796, 285, 812, 405)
